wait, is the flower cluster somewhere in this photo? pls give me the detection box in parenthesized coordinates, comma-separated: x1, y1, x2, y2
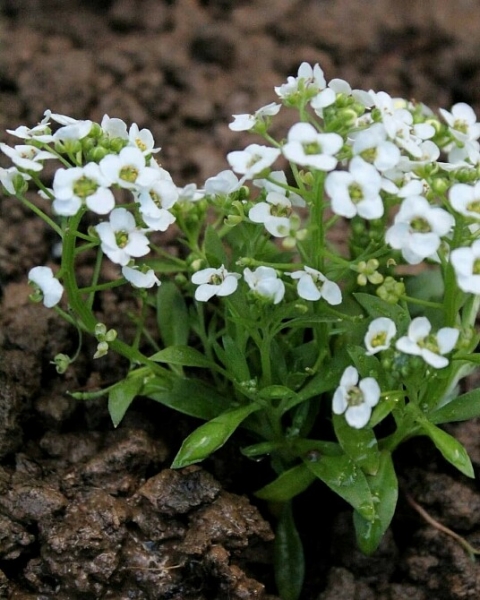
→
(3, 62, 480, 578)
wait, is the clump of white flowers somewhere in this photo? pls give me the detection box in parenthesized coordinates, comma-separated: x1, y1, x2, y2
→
(4, 63, 480, 585)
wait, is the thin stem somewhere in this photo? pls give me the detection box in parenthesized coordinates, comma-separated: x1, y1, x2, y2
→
(17, 192, 63, 238)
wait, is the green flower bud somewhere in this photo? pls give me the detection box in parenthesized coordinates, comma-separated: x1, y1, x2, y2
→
(12, 173, 29, 195)
(94, 341, 109, 359)
(52, 353, 71, 374)
(89, 146, 109, 162)
(376, 276, 405, 304)
(89, 122, 103, 138)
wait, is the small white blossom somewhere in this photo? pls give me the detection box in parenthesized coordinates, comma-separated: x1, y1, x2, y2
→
(177, 182, 205, 202)
(275, 62, 327, 100)
(290, 266, 342, 305)
(328, 78, 374, 107)
(229, 102, 281, 132)
(0, 166, 31, 194)
(325, 156, 383, 219)
(283, 123, 343, 171)
(192, 265, 241, 302)
(227, 144, 281, 179)
(249, 191, 294, 237)
(122, 266, 160, 288)
(101, 115, 129, 139)
(449, 182, 480, 219)
(253, 171, 305, 207)
(28, 266, 64, 308)
(52, 163, 115, 216)
(439, 102, 480, 144)
(352, 123, 401, 172)
(95, 207, 150, 266)
(7, 113, 53, 143)
(0, 143, 54, 172)
(385, 196, 454, 264)
(205, 170, 243, 196)
(450, 241, 480, 293)
(396, 317, 458, 369)
(135, 178, 178, 231)
(128, 123, 160, 154)
(365, 317, 397, 355)
(243, 266, 285, 304)
(53, 120, 92, 142)
(100, 146, 149, 189)
(332, 366, 380, 429)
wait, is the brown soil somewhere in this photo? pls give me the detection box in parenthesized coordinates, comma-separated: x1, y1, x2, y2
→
(1, 1, 480, 599)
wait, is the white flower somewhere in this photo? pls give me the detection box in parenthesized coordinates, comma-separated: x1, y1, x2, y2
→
(328, 78, 374, 107)
(227, 144, 281, 179)
(243, 266, 285, 304)
(135, 178, 178, 231)
(52, 163, 115, 216)
(205, 170, 243, 196)
(385, 196, 455, 264)
(0, 143, 54, 172)
(253, 171, 305, 207)
(449, 182, 480, 219)
(450, 241, 480, 293)
(101, 115, 128, 139)
(275, 62, 327, 100)
(229, 102, 281, 132)
(332, 366, 380, 429)
(122, 266, 160, 288)
(28, 266, 64, 308)
(100, 146, 149, 189)
(290, 266, 342, 305)
(95, 207, 150, 266)
(128, 123, 160, 154)
(396, 316, 458, 369)
(7, 113, 53, 143)
(364, 317, 397, 355)
(0, 166, 31, 194)
(191, 265, 241, 302)
(282, 123, 343, 171)
(249, 191, 293, 237)
(352, 123, 401, 172)
(177, 182, 205, 202)
(325, 156, 383, 219)
(439, 102, 480, 143)
(53, 120, 92, 142)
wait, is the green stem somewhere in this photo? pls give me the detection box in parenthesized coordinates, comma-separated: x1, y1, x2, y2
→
(17, 192, 63, 238)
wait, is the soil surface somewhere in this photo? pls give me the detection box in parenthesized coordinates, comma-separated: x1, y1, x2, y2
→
(2, 1, 480, 599)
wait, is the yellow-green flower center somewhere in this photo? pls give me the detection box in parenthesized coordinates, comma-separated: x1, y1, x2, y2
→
(418, 334, 439, 355)
(466, 199, 480, 214)
(348, 182, 364, 203)
(370, 331, 387, 348)
(303, 142, 322, 155)
(73, 176, 98, 198)
(347, 386, 364, 407)
(473, 258, 480, 275)
(119, 165, 139, 183)
(209, 274, 223, 285)
(410, 216, 431, 233)
(115, 231, 129, 248)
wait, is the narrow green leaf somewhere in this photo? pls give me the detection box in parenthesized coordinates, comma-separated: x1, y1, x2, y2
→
(430, 388, 480, 424)
(150, 345, 218, 370)
(333, 413, 380, 475)
(171, 403, 260, 468)
(108, 376, 144, 427)
(354, 451, 398, 554)
(156, 281, 189, 347)
(255, 464, 316, 503)
(204, 224, 227, 266)
(222, 335, 250, 382)
(421, 420, 474, 478)
(305, 454, 375, 520)
(347, 345, 381, 380)
(144, 377, 229, 421)
(274, 503, 304, 600)
(354, 292, 410, 332)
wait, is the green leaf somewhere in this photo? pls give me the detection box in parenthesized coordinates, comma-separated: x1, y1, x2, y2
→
(354, 292, 410, 332)
(430, 388, 480, 424)
(108, 376, 144, 427)
(144, 377, 229, 420)
(347, 345, 381, 380)
(171, 403, 260, 468)
(156, 281, 189, 347)
(274, 503, 304, 600)
(333, 413, 380, 475)
(150, 345, 219, 370)
(204, 224, 227, 266)
(354, 451, 398, 554)
(222, 335, 250, 382)
(255, 464, 316, 503)
(421, 420, 474, 478)
(305, 454, 375, 520)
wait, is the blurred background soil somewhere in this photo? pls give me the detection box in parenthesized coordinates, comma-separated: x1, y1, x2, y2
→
(2, 1, 480, 599)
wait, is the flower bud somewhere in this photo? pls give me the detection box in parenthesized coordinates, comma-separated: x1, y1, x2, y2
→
(52, 353, 71, 374)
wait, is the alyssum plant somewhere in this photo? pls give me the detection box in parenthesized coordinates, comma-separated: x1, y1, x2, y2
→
(3, 62, 480, 599)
